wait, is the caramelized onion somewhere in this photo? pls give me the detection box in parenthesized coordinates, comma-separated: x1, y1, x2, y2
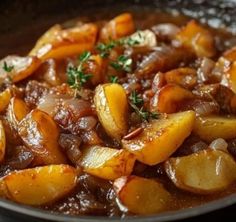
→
(182, 99, 219, 116)
(196, 57, 215, 83)
(8, 146, 34, 169)
(209, 138, 228, 153)
(151, 23, 180, 41)
(59, 134, 82, 166)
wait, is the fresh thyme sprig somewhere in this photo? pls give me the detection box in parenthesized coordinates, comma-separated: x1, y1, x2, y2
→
(129, 90, 144, 106)
(67, 51, 93, 97)
(110, 55, 132, 73)
(96, 34, 142, 58)
(2, 61, 14, 72)
(109, 75, 119, 83)
(129, 90, 159, 122)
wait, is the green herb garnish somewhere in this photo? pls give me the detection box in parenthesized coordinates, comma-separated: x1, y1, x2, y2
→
(96, 34, 142, 58)
(2, 61, 14, 72)
(67, 51, 92, 96)
(129, 90, 159, 122)
(110, 55, 132, 73)
(109, 75, 119, 83)
(129, 90, 143, 106)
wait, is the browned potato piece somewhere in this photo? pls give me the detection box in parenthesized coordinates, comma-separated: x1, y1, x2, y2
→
(80, 145, 135, 180)
(0, 56, 41, 83)
(85, 55, 104, 85)
(0, 89, 11, 112)
(100, 13, 135, 42)
(29, 24, 98, 61)
(114, 176, 171, 214)
(0, 121, 6, 162)
(165, 67, 197, 89)
(193, 115, 236, 142)
(222, 45, 236, 61)
(165, 150, 236, 194)
(6, 97, 30, 131)
(176, 20, 216, 58)
(94, 83, 128, 140)
(150, 84, 194, 113)
(122, 111, 195, 165)
(18, 109, 66, 165)
(0, 164, 77, 205)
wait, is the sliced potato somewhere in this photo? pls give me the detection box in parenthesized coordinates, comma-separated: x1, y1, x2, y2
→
(100, 13, 135, 42)
(114, 176, 171, 214)
(0, 89, 11, 112)
(0, 56, 41, 83)
(85, 54, 104, 85)
(176, 20, 216, 58)
(150, 84, 194, 113)
(94, 83, 128, 140)
(193, 115, 236, 142)
(122, 111, 195, 165)
(80, 145, 135, 180)
(0, 164, 77, 205)
(0, 121, 6, 162)
(6, 97, 30, 131)
(165, 149, 236, 194)
(165, 67, 197, 89)
(29, 24, 98, 61)
(18, 109, 66, 165)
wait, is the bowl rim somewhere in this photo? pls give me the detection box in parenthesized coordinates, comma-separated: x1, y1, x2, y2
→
(0, 193, 235, 221)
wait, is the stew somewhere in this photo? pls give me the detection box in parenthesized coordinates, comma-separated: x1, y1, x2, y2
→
(0, 9, 236, 217)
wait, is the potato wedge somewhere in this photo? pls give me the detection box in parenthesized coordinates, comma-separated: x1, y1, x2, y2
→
(0, 89, 11, 113)
(165, 150, 236, 194)
(85, 55, 104, 85)
(114, 176, 171, 214)
(29, 24, 98, 61)
(0, 121, 6, 162)
(94, 83, 128, 140)
(80, 145, 135, 180)
(122, 111, 195, 165)
(176, 20, 216, 57)
(193, 115, 236, 142)
(165, 67, 197, 89)
(18, 109, 66, 165)
(0, 164, 77, 205)
(6, 97, 30, 131)
(0, 56, 41, 83)
(150, 84, 194, 113)
(100, 13, 135, 42)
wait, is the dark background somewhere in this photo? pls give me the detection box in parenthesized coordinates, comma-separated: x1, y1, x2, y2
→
(0, 0, 235, 221)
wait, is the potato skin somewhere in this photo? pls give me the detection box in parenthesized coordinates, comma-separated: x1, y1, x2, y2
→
(29, 24, 98, 61)
(100, 13, 135, 42)
(80, 145, 135, 180)
(0, 164, 77, 205)
(114, 176, 171, 215)
(0, 121, 6, 162)
(94, 83, 128, 140)
(122, 111, 195, 165)
(150, 84, 194, 113)
(18, 109, 66, 165)
(176, 20, 216, 58)
(0, 89, 11, 113)
(165, 149, 236, 194)
(0, 56, 41, 83)
(193, 115, 236, 142)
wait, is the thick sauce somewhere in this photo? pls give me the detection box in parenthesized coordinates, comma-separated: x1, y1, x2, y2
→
(0, 7, 236, 217)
